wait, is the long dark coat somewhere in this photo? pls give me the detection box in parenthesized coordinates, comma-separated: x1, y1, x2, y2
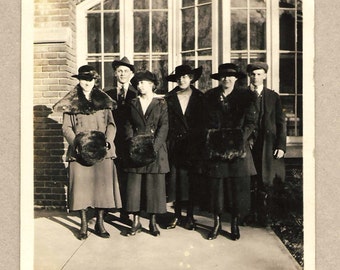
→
(204, 86, 257, 178)
(123, 96, 170, 174)
(251, 87, 286, 186)
(165, 86, 205, 168)
(105, 85, 138, 158)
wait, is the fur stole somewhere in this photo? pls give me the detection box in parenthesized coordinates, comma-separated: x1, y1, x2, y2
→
(53, 85, 117, 114)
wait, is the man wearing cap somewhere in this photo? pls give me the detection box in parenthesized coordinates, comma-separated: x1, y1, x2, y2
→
(105, 57, 138, 223)
(204, 63, 257, 240)
(246, 62, 286, 227)
(164, 65, 205, 231)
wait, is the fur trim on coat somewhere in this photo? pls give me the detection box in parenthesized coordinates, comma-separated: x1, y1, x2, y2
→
(53, 85, 117, 114)
(126, 134, 156, 168)
(74, 131, 107, 166)
(206, 128, 246, 161)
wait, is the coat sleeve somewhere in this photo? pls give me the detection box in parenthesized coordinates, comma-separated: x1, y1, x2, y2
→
(105, 109, 116, 143)
(62, 113, 76, 146)
(153, 100, 169, 152)
(274, 94, 287, 152)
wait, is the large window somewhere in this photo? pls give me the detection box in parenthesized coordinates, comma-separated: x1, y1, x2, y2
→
(78, 0, 303, 138)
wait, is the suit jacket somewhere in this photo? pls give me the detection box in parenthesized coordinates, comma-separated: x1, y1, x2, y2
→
(123, 96, 169, 174)
(203, 86, 257, 178)
(105, 84, 138, 157)
(165, 86, 205, 167)
(251, 87, 287, 185)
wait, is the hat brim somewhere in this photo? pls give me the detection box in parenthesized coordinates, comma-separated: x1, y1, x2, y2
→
(166, 66, 203, 83)
(210, 71, 246, 80)
(112, 61, 135, 72)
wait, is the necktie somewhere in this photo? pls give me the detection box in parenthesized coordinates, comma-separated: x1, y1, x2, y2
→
(118, 86, 125, 105)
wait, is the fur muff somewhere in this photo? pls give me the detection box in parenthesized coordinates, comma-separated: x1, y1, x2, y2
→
(206, 128, 246, 161)
(126, 134, 156, 168)
(53, 85, 117, 114)
(74, 131, 107, 166)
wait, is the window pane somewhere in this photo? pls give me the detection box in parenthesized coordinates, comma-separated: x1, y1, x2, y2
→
(250, 10, 266, 50)
(182, 0, 195, 7)
(182, 8, 195, 51)
(152, 59, 168, 94)
(280, 10, 295, 51)
(297, 0, 302, 9)
(281, 95, 301, 136)
(198, 5, 212, 49)
(198, 60, 212, 92)
(279, 0, 296, 8)
(152, 11, 168, 52)
(89, 3, 100, 11)
(134, 12, 150, 52)
(104, 61, 114, 89)
(152, 0, 168, 9)
(87, 14, 101, 53)
(231, 10, 247, 50)
(231, 0, 247, 7)
(297, 53, 302, 94)
(297, 10, 303, 51)
(104, 0, 119, 10)
(104, 13, 120, 53)
(134, 59, 150, 72)
(231, 52, 266, 75)
(198, 0, 211, 4)
(280, 53, 295, 93)
(249, 0, 266, 7)
(198, 49, 211, 56)
(134, 0, 148, 9)
(87, 61, 102, 88)
(297, 95, 302, 136)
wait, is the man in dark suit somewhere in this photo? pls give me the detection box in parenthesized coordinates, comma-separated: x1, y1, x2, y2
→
(105, 56, 138, 223)
(246, 62, 287, 227)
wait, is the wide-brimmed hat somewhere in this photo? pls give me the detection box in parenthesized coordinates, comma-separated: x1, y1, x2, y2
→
(210, 63, 245, 80)
(111, 56, 135, 72)
(73, 131, 107, 166)
(130, 70, 158, 89)
(166, 65, 203, 83)
(72, 65, 99, 81)
(246, 62, 269, 73)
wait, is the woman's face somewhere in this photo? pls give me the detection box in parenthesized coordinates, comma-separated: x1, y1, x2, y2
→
(219, 75, 238, 90)
(177, 74, 192, 90)
(137, 80, 154, 95)
(79, 79, 95, 92)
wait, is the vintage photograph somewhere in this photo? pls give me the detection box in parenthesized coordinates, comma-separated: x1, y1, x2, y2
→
(27, 0, 313, 269)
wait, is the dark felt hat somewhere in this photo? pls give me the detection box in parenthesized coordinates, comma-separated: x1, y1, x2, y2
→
(111, 56, 135, 72)
(246, 62, 269, 73)
(73, 131, 107, 166)
(166, 65, 203, 83)
(72, 65, 99, 81)
(130, 70, 158, 90)
(210, 63, 245, 80)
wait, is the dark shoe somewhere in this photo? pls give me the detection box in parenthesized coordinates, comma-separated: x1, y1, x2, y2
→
(129, 222, 142, 236)
(231, 217, 240, 241)
(78, 230, 88, 240)
(94, 223, 110, 238)
(149, 224, 160, 236)
(207, 215, 221, 240)
(183, 217, 196, 231)
(166, 217, 181, 229)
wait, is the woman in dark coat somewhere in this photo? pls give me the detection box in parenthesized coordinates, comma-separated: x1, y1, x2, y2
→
(124, 70, 169, 237)
(164, 65, 205, 230)
(204, 63, 257, 240)
(53, 65, 122, 240)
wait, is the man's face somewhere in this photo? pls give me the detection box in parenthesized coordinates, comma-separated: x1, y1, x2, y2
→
(177, 74, 192, 90)
(219, 75, 238, 90)
(248, 69, 267, 86)
(115, 65, 133, 84)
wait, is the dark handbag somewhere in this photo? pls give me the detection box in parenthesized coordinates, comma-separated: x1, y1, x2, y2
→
(206, 128, 246, 161)
(74, 131, 107, 166)
(126, 134, 156, 168)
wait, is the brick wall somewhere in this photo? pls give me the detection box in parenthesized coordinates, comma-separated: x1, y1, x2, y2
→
(34, 0, 77, 209)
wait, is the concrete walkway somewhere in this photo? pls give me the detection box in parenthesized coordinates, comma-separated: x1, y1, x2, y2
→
(34, 209, 301, 270)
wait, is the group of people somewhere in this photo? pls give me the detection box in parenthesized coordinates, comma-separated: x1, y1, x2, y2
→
(53, 57, 286, 241)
